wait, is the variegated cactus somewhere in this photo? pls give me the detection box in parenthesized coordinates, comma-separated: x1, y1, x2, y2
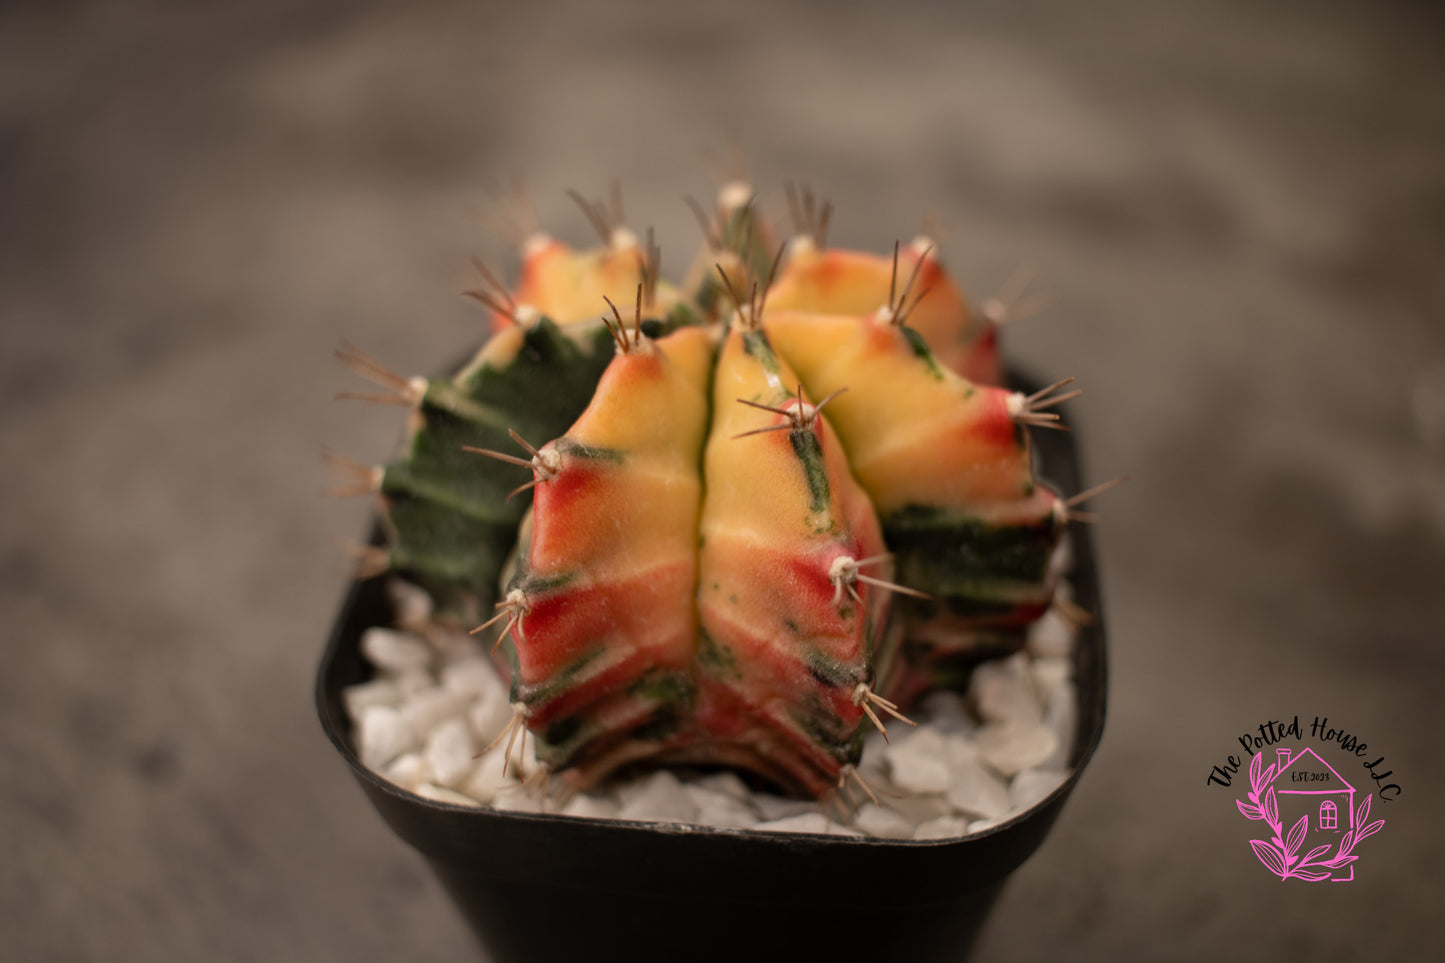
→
(333, 182, 1103, 799)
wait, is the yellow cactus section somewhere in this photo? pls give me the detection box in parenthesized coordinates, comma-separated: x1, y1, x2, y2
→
(764, 310, 1034, 515)
(511, 236, 682, 328)
(764, 239, 987, 379)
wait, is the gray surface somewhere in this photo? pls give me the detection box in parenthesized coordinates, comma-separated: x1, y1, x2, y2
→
(3, 1, 1443, 959)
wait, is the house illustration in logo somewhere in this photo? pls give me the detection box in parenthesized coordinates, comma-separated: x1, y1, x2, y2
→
(1267, 746, 1357, 881)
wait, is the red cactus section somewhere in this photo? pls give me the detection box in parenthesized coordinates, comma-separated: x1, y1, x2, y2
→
(510, 326, 714, 737)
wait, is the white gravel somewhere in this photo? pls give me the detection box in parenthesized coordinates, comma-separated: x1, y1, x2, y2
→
(423, 718, 476, 788)
(343, 568, 1086, 840)
(883, 727, 954, 794)
(1025, 608, 1075, 659)
(356, 704, 416, 770)
(460, 749, 516, 804)
(975, 720, 1059, 777)
(754, 813, 860, 836)
(415, 783, 482, 808)
(970, 654, 1043, 724)
(360, 627, 432, 672)
(342, 678, 401, 719)
(381, 752, 429, 792)
(914, 815, 970, 840)
(943, 751, 1012, 820)
(616, 770, 697, 823)
(853, 803, 916, 839)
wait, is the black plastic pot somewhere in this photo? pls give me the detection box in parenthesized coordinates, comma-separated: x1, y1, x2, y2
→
(316, 395, 1107, 963)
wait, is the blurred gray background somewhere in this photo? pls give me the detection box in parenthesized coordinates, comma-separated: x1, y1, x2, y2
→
(3, 0, 1443, 959)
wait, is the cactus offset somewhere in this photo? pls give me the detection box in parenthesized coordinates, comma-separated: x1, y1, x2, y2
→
(335, 183, 1098, 798)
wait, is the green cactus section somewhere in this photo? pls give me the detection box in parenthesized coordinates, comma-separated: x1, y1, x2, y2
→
(500, 325, 716, 777)
(378, 318, 618, 619)
(883, 496, 1059, 618)
(692, 326, 893, 798)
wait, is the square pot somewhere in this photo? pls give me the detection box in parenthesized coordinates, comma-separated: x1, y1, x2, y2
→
(315, 376, 1107, 963)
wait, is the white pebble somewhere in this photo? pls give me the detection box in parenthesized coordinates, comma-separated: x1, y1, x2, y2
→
(887, 791, 953, 826)
(442, 658, 506, 700)
(361, 627, 432, 672)
(914, 816, 969, 840)
(460, 750, 514, 804)
(358, 705, 417, 769)
(424, 718, 477, 788)
(854, 758, 898, 801)
(860, 728, 890, 761)
(467, 690, 516, 745)
(884, 727, 953, 794)
(400, 688, 469, 740)
(1041, 686, 1077, 770)
(943, 753, 1011, 820)
(976, 721, 1058, 777)
(492, 784, 544, 813)
(754, 813, 855, 836)
(1048, 535, 1073, 578)
(914, 690, 974, 735)
(690, 771, 752, 802)
(1027, 609, 1075, 658)
(381, 752, 431, 792)
(386, 579, 433, 629)
(970, 654, 1042, 724)
(415, 782, 481, 808)
(943, 731, 981, 765)
(752, 793, 818, 822)
(616, 771, 699, 824)
(696, 801, 761, 829)
(1010, 769, 1068, 813)
(612, 774, 649, 807)
(1030, 657, 1071, 705)
(561, 792, 621, 820)
(685, 784, 753, 815)
(343, 679, 400, 723)
(394, 670, 433, 698)
(967, 816, 1003, 834)
(853, 803, 915, 839)
(427, 627, 485, 666)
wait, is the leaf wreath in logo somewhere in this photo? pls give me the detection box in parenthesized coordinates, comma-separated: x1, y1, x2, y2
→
(1236, 752, 1384, 881)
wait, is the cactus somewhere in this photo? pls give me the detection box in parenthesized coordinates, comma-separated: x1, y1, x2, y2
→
(334, 183, 1102, 799)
